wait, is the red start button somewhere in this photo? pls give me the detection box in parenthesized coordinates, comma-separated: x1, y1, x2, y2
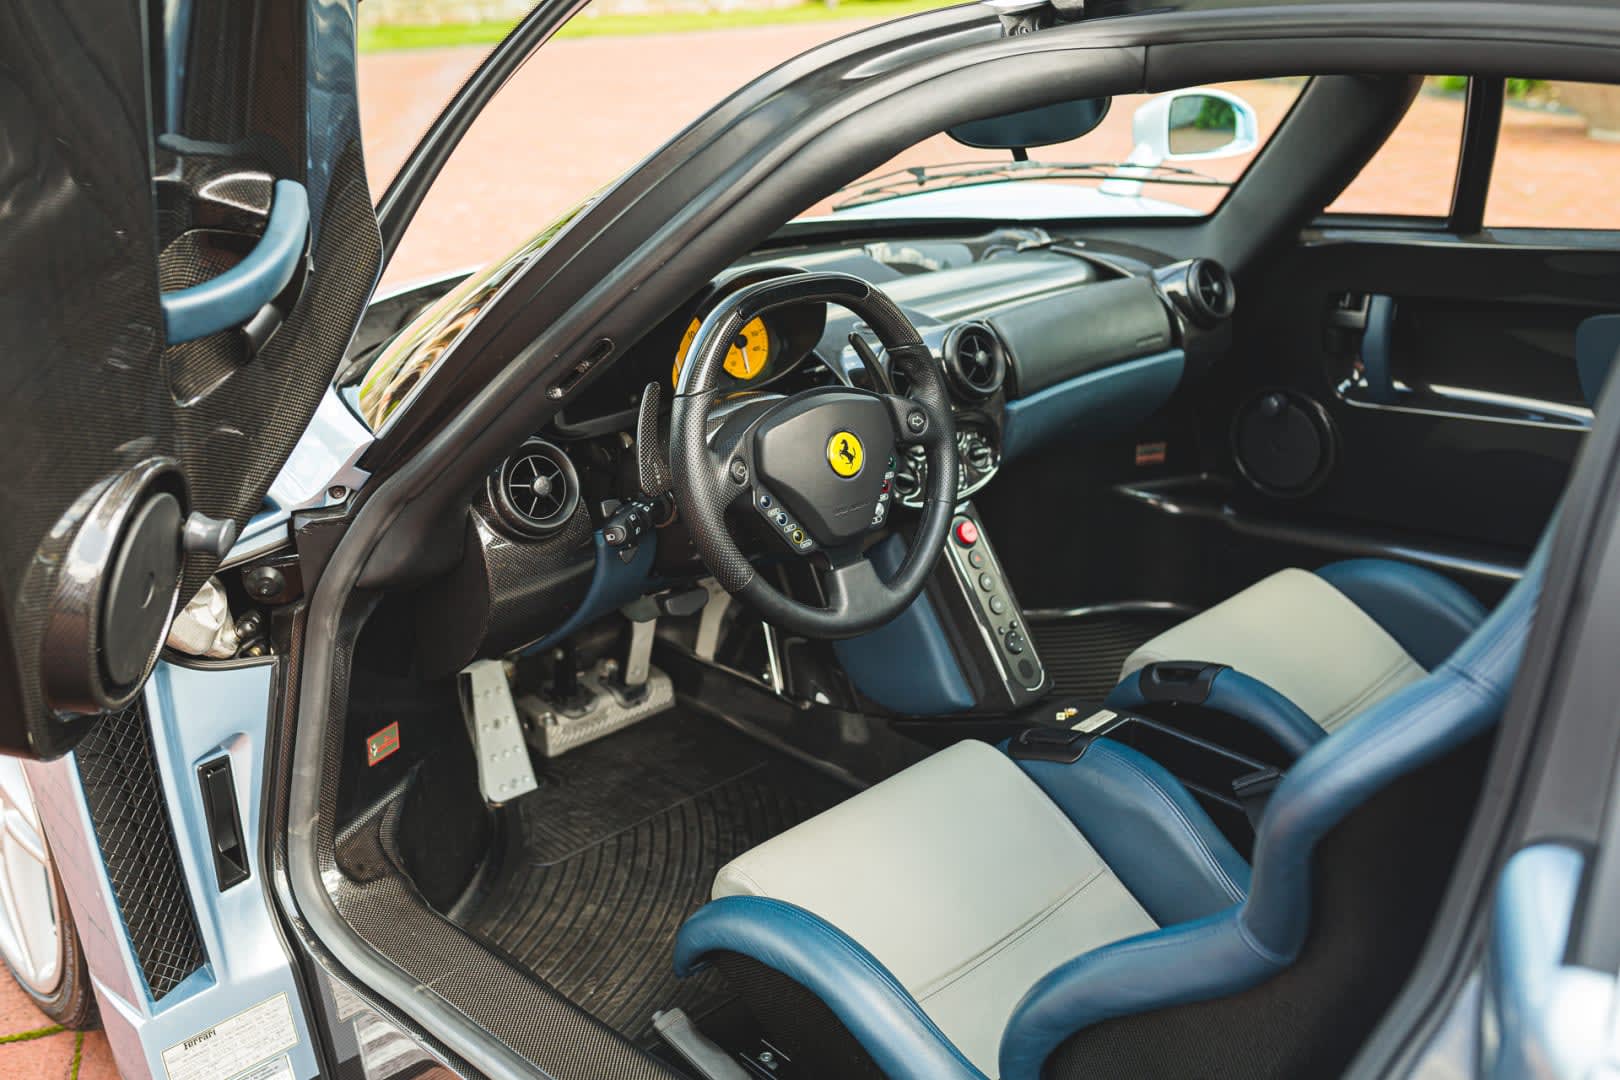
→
(954, 519, 979, 546)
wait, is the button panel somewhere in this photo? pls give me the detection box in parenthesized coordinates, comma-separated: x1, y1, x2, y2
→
(752, 485, 815, 553)
(941, 509, 1045, 700)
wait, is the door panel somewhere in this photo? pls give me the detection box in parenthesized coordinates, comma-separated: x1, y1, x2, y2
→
(1220, 239, 1607, 555)
(0, 0, 380, 756)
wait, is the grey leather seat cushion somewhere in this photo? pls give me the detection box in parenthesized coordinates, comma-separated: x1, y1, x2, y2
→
(1121, 568, 1427, 732)
(710, 739, 1156, 1075)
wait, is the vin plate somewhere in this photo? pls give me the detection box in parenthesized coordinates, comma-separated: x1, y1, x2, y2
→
(162, 993, 298, 1080)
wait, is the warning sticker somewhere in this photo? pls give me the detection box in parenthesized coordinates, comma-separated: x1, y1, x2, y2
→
(161, 993, 299, 1080)
(233, 1056, 294, 1080)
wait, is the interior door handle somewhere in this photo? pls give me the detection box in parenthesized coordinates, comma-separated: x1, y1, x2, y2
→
(160, 178, 310, 345)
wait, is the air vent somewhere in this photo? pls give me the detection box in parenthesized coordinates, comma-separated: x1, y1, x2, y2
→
(488, 438, 580, 538)
(942, 322, 1007, 400)
(1190, 259, 1236, 323)
(1154, 257, 1236, 328)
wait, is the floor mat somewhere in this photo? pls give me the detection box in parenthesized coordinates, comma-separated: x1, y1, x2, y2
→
(1030, 609, 1185, 700)
(464, 711, 847, 1044)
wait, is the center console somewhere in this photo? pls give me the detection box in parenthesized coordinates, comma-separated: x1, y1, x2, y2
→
(935, 506, 1047, 705)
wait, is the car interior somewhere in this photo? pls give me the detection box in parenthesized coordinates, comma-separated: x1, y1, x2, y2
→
(251, 12, 1618, 1080)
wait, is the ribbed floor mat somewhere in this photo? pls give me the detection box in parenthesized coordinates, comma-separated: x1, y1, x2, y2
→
(1031, 609, 1186, 699)
(465, 711, 847, 1044)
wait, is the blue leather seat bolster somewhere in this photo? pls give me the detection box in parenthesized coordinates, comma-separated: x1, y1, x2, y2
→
(1013, 740, 1250, 926)
(998, 908, 1280, 1080)
(674, 896, 989, 1080)
(999, 544, 1544, 1077)
(1242, 543, 1546, 958)
(1316, 559, 1488, 670)
(1104, 668, 1324, 758)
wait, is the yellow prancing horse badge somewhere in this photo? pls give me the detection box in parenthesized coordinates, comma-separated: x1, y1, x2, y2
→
(826, 431, 864, 477)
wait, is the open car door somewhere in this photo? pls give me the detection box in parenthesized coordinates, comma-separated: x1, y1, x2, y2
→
(0, 0, 381, 757)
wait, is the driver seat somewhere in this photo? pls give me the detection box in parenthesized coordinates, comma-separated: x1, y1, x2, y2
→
(672, 545, 1545, 1080)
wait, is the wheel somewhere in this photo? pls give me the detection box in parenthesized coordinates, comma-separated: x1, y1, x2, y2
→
(0, 759, 97, 1029)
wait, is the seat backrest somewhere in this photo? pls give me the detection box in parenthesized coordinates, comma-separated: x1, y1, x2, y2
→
(1000, 541, 1548, 1080)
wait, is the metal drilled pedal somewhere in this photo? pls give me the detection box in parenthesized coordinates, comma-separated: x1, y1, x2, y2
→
(460, 659, 539, 804)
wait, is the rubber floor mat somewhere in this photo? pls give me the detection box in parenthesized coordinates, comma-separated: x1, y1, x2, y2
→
(1030, 609, 1185, 700)
(465, 711, 847, 1044)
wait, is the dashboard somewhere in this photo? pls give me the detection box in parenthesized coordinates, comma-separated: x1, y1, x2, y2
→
(407, 225, 1236, 675)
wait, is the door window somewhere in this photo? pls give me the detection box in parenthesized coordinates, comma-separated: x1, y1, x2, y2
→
(1324, 77, 1467, 218)
(1485, 81, 1620, 230)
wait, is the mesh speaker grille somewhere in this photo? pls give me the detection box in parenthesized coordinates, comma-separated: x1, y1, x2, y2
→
(74, 701, 207, 1000)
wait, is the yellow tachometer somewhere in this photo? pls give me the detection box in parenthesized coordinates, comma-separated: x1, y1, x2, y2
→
(673, 315, 770, 387)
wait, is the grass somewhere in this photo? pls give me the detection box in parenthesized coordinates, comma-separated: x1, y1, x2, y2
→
(359, 0, 957, 52)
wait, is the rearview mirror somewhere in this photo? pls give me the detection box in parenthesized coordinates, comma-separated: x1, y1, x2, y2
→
(946, 97, 1112, 151)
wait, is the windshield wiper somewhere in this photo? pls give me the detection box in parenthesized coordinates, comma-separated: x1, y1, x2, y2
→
(830, 160, 1228, 210)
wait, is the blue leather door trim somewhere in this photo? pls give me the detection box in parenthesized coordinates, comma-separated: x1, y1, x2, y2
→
(161, 179, 310, 344)
(1002, 350, 1184, 462)
(519, 530, 656, 656)
(675, 896, 988, 1080)
(833, 535, 974, 714)
(1015, 739, 1250, 925)
(1575, 313, 1620, 408)
(1316, 559, 1487, 670)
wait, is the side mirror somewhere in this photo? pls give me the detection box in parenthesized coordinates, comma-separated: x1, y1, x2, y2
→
(1133, 88, 1258, 162)
(1100, 88, 1259, 198)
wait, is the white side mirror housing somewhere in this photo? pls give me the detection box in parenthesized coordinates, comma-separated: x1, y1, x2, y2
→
(1102, 88, 1260, 198)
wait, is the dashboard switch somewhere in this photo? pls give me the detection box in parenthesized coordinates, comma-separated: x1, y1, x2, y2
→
(954, 520, 979, 546)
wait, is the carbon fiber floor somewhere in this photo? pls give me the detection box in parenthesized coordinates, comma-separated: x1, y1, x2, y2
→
(465, 711, 847, 1044)
(1030, 610, 1185, 699)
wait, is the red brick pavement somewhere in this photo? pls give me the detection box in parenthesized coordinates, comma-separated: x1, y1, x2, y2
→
(360, 25, 1620, 288)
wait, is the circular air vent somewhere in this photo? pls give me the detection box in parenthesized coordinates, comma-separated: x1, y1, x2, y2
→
(488, 438, 580, 538)
(1189, 259, 1236, 324)
(1154, 257, 1236, 328)
(942, 322, 1007, 400)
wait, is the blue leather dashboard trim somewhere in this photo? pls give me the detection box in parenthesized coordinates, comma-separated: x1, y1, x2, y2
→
(1002, 350, 1185, 462)
(1104, 667, 1324, 759)
(833, 536, 974, 714)
(1316, 559, 1487, 670)
(675, 896, 989, 1080)
(520, 530, 656, 655)
(999, 542, 1547, 1079)
(1015, 739, 1250, 926)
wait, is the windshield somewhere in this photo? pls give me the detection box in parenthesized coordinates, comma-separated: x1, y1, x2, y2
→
(797, 78, 1307, 221)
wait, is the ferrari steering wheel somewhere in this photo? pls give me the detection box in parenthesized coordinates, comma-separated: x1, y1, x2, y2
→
(670, 272, 958, 639)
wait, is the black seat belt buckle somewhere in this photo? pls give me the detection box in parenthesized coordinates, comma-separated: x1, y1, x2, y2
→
(1232, 766, 1283, 829)
(1008, 725, 1092, 764)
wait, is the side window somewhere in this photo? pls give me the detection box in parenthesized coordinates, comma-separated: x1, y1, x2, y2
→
(1486, 81, 1620, 230)
(1324, 77, 1467, 217)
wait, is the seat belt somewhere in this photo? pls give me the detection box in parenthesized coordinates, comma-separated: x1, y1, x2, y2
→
(1232, 766, 1283, 831)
